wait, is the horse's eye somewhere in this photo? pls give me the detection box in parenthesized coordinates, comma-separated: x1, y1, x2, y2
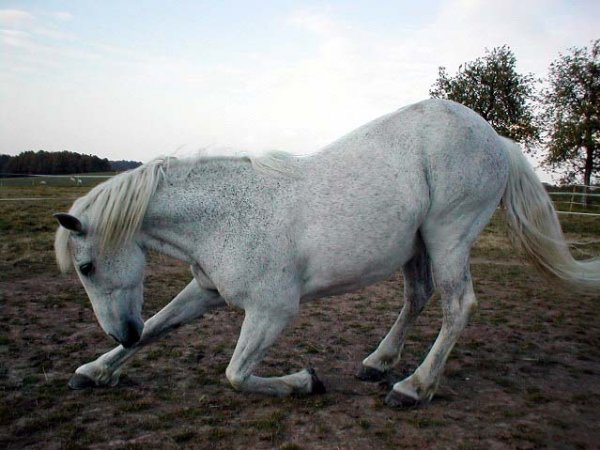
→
(79, 263, 94, 276)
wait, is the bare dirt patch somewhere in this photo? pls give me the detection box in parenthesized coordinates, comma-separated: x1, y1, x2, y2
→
(1, 252, 599, 449)
(1, 191, 599, 449)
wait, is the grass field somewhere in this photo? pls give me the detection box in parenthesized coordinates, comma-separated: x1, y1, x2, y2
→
(0, 174, 114, 189)
(1, 183, 599, 449)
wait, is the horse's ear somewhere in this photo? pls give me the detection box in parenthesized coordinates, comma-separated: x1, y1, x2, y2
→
(53, 213, 84, 234)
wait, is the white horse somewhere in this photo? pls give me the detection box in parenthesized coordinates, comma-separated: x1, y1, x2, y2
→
(54, 99, 599, 406)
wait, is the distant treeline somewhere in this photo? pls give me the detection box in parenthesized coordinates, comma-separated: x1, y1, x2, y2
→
(109, 159, 143, 172)
(0, 151, 141, 175)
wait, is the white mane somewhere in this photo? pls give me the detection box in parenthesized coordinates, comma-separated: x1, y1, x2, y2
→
(54, 152, 298, 272)
(55, 158, 169, 272)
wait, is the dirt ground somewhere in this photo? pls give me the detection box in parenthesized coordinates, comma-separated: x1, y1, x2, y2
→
(1, 200, 599, 449)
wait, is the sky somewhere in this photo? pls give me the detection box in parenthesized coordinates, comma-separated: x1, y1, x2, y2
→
(1, 1, 599, 181)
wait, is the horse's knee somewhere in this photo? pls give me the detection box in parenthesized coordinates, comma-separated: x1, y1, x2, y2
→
(455, 283, 478, 321)
(464, 294, 478, 317)
(225, 366, 245, 391)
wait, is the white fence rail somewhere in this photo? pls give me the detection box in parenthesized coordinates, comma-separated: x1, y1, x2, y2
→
(0, 197, 79, 201)
(548, 186, 600, 217)
(0, 173, 112, 188)
(2, 174, 599, 217)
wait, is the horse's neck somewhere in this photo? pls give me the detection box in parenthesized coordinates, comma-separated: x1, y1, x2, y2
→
(139, 158, 264, 264)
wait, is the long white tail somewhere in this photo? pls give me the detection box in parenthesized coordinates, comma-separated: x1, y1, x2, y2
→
(501, 138, 600, 291)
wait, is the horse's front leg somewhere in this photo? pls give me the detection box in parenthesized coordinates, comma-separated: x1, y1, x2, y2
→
(69, 279, 225, 389)
(225, 299, 325, 397)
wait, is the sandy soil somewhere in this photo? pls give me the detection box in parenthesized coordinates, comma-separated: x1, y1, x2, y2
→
(1, 253, 599, 449)
(3, 177, 599, 449)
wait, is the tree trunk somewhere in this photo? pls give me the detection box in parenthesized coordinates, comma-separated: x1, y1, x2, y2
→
(583, 146, 594, 206)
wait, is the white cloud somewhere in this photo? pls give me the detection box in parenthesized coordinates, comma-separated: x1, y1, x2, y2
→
(143, 1, 596, 176)
(0, 8, 73, 27)
(288, 8, 342, 37)
(0, 7, 75, 44)
(192, 8, 413, 154)
(0, 9, 34, 26)
(1, 1, 598, 173)
(414, 0, 599, 74)
(0, 8, 146, 78)
(1, 28, 29, 45)
(50, 11, 73, 21)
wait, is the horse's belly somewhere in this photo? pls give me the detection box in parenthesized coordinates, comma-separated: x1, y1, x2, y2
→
(297, 185, 426, 301)
(299, 236, 415, 301)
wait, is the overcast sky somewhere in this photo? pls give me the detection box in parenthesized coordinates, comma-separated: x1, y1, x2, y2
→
(1, 1, 599, 181)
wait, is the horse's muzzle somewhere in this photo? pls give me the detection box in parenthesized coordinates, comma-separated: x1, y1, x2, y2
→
(109, 320, 142, 348)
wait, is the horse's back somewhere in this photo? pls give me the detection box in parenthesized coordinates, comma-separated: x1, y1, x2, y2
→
(295, 99, 509, 299)
(300, 99, 508, 220)
(305, 99, 509, 218)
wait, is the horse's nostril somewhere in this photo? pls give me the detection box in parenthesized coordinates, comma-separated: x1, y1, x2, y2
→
(108, 324, 141, 348)
(122, 321, 141, 348)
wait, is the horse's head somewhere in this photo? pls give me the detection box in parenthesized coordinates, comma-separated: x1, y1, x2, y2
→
(54, 213, 145, 348)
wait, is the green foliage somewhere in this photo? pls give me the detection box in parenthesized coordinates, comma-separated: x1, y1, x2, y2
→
(430, 46, 539, 146)
(539, 39, 600, 186)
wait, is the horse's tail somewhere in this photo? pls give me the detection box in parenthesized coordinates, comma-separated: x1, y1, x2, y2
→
(501, 137, 600, 291)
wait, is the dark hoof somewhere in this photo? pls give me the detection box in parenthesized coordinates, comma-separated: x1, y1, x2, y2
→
(307, 368, 326, 395)
(356, 365, 386, 382)
(68, 373, 97, 390)
(385, 389, 419, 408)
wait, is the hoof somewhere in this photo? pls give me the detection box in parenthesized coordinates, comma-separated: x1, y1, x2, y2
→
(307, 368, 326, 395)
(68, 373, 97, 390)
(385, 389, 420, 408)
(356, 365, 386, 382)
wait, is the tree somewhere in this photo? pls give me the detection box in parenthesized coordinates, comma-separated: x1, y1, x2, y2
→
(0, 154, 10, 174)
(430, 45, 539, 145)
(1, 150, 113, 174)
(110, 160, 142, 172)
(539, 39, 600, 190)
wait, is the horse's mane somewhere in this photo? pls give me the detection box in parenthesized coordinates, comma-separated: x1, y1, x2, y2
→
(55, 158, 169, 272)
(55, 152, 298, 272)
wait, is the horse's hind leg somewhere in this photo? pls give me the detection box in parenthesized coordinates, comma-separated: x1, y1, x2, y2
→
(385, 227, 480, 407)
(69, 280, 225, 389)
(357, 238, 434, 381)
